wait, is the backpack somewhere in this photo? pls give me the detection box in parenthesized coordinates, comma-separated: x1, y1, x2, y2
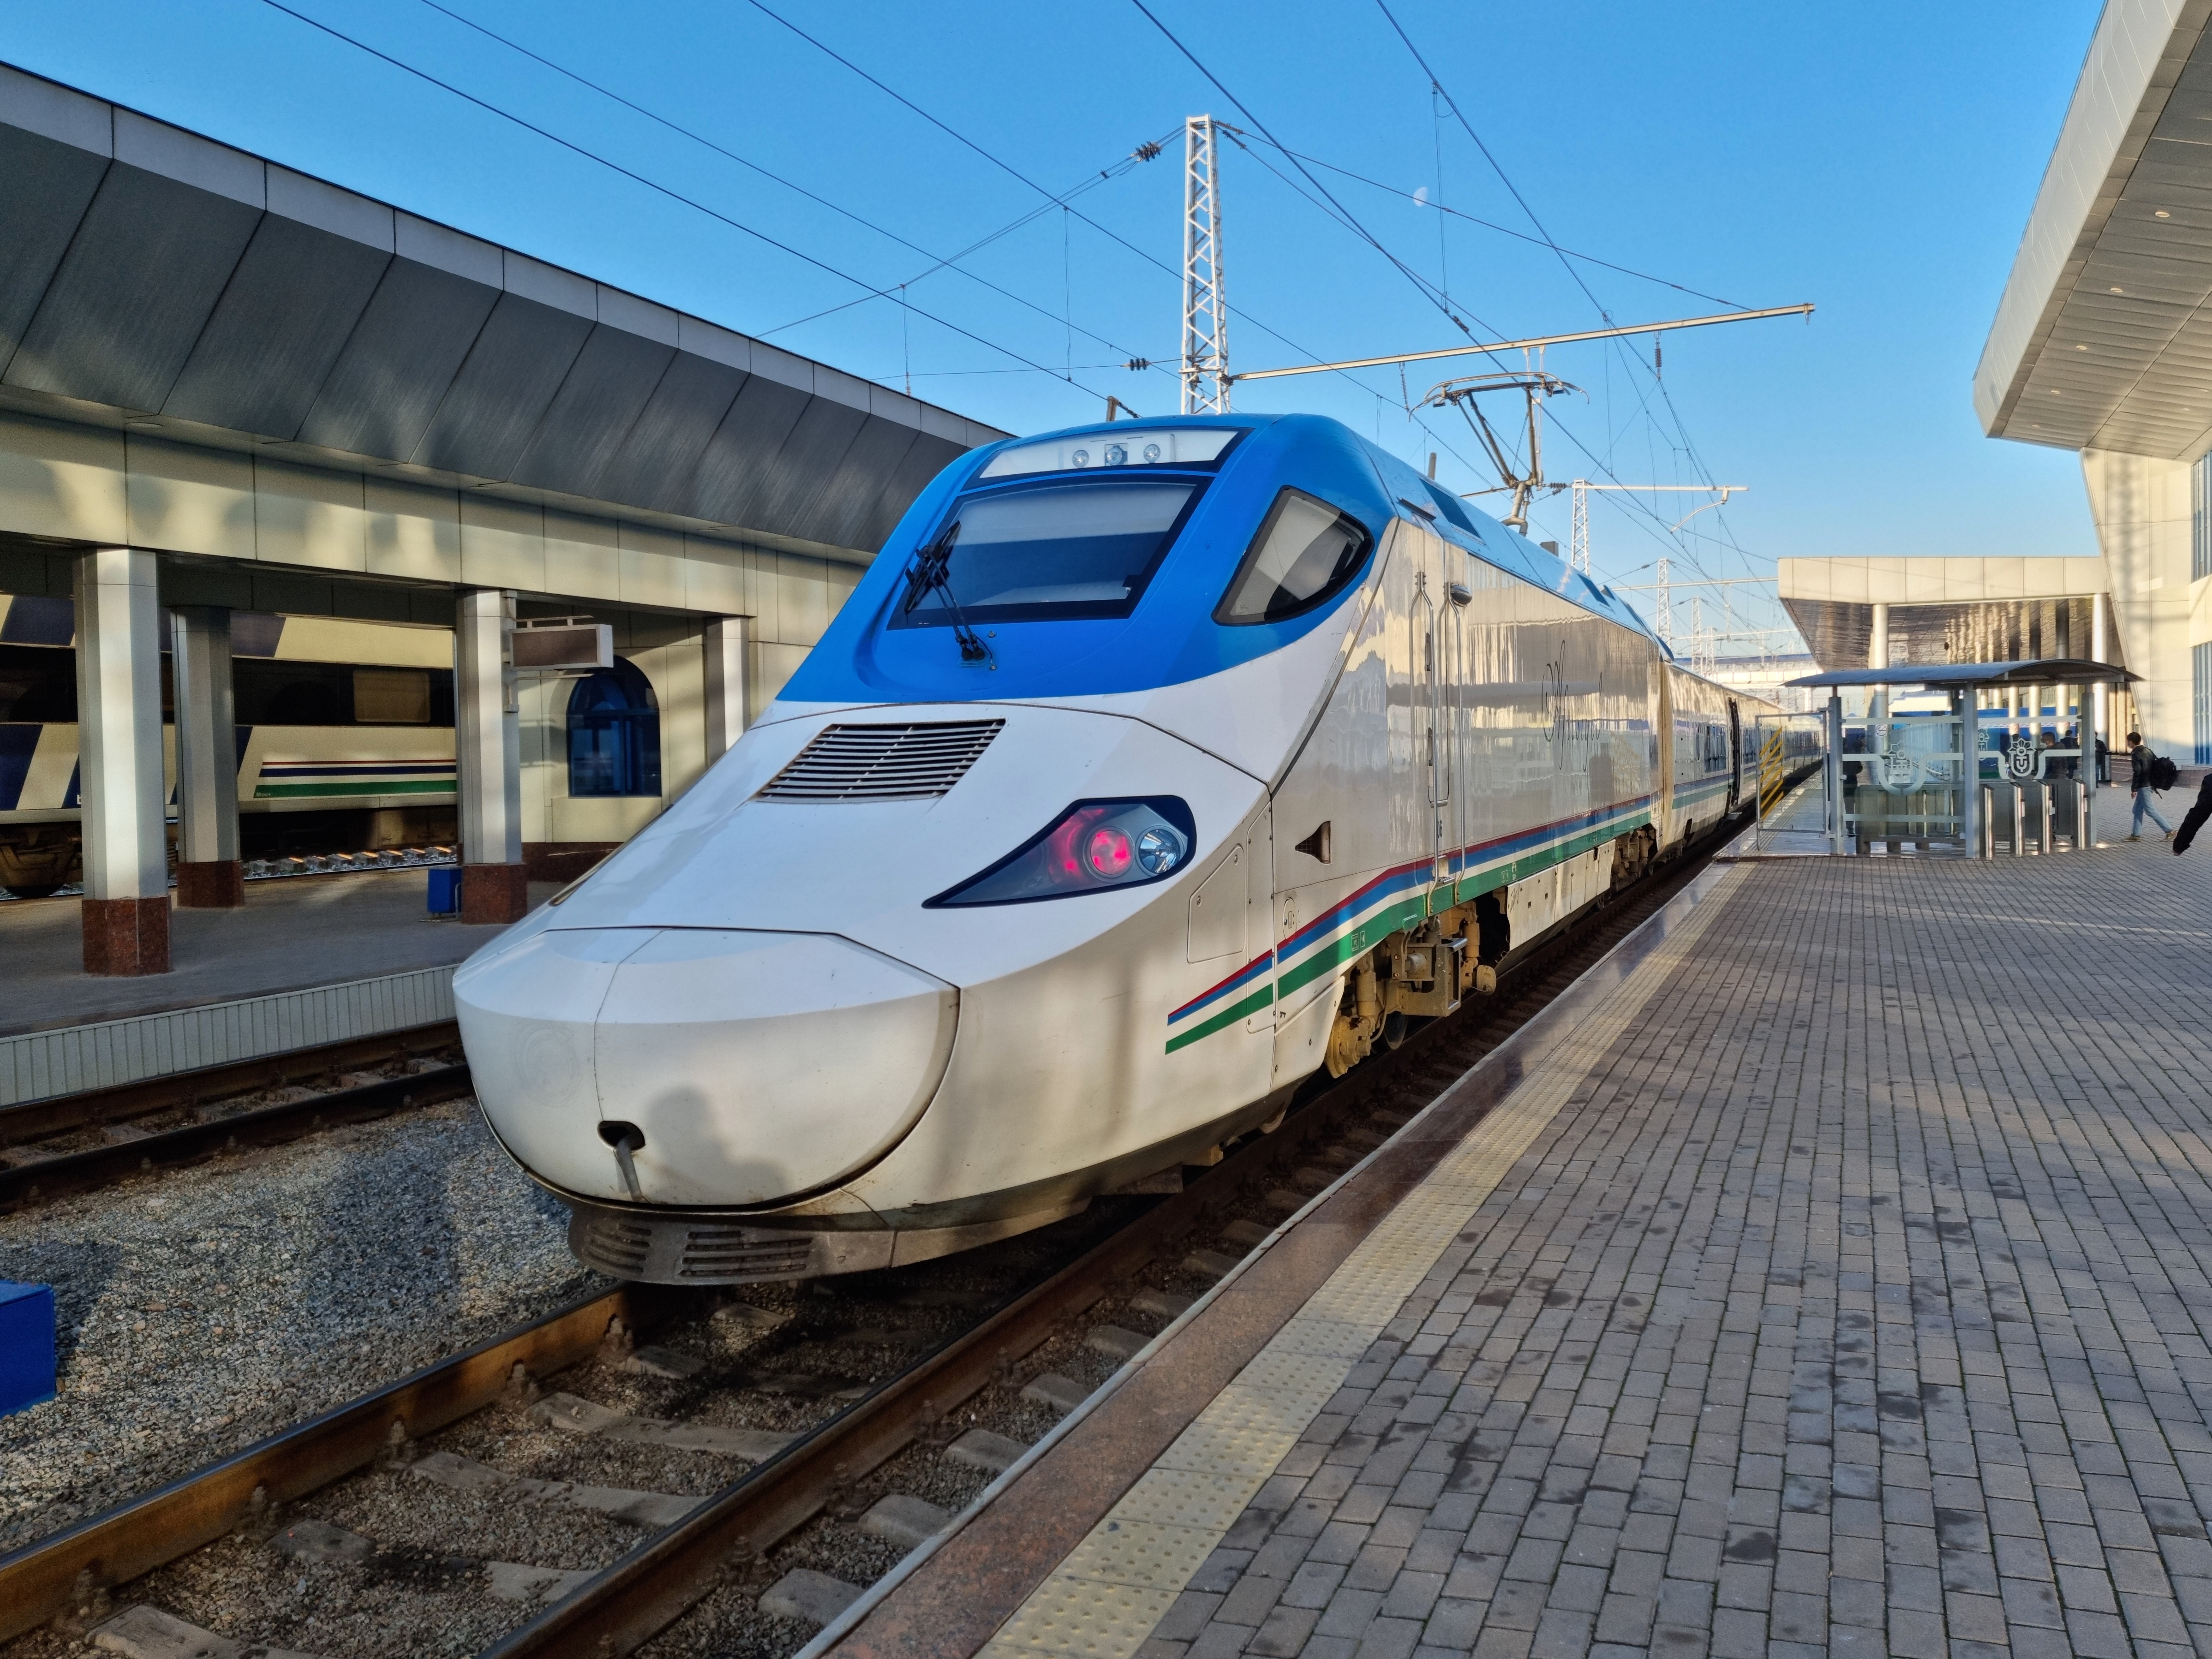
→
(2149, 754, 2181, 792)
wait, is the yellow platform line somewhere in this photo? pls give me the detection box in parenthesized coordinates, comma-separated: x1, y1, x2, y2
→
(978, 864, 1749, 1657)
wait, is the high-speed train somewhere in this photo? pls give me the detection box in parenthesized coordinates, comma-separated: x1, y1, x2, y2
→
(454, 413, 1779, 1284)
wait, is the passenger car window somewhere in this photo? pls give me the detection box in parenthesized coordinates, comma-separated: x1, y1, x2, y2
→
(1214, 489, 1373, 627)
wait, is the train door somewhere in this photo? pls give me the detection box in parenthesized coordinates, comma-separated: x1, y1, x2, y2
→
(1415, 573, 1450, 883)
(1246, 801, 1275, 1034)
(1728, 700, 1742, 811)
(1442, 563, 1471, 890)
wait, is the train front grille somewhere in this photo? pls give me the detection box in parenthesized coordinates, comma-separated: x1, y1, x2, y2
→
(565, 1204, 828, 1283)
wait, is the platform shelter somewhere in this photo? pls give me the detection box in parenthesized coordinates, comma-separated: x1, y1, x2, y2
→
(1787, 660, 2143, 857)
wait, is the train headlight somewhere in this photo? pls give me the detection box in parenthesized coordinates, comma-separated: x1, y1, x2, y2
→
(926, 797, 1194, 907)
(1084, 825, 1135, 879)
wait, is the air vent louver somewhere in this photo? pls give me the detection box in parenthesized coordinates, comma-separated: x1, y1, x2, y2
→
(757, 719, 1004, 802)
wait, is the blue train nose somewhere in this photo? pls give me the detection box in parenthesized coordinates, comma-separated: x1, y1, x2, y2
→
(456, 926, 958, 1206)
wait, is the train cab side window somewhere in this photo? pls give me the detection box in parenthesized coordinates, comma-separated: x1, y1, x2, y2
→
(1214, 488, 1373, 627)
(568, 660, 662, 798)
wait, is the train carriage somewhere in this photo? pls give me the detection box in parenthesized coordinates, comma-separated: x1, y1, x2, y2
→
(0, 599, 459, 895)
(453, 412, 1779, 1284)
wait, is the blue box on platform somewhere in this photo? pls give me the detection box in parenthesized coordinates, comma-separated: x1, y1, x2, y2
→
(427, 866, 461, 915)
(0, 1281, 55, 1416)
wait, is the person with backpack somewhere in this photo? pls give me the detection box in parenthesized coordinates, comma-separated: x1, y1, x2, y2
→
(2128, 731, 2176, 841)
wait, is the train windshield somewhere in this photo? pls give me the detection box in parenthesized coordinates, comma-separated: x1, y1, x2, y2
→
(892, 478, 1202, 627)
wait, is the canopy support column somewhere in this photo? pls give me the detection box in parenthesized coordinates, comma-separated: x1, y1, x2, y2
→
(703, 617, 750, 762)
(75, 547, 169, 974)
(457, 588, 525, 925)
(171, 605, 243, 907)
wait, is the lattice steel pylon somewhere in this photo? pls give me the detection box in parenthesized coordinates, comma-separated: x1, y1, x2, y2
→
(1181, 115, 1228, 414)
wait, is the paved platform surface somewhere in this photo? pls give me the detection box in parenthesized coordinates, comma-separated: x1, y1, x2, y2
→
(0, 869, 553, 1036)
(878, 838, 2212, 1659)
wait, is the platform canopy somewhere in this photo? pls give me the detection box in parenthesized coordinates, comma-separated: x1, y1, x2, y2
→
(1787, 659, 2143, 689)
(1976, 0, 2212, 460)
(0, 62, 1006, 562)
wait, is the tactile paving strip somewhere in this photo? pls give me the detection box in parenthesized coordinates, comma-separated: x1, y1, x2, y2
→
(978, 865, 1749, 1657)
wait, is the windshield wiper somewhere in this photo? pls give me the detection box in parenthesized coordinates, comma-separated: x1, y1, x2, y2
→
(899, 522, 992, 666)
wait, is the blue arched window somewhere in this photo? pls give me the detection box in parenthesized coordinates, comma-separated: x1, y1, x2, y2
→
(567, 660, 661, 797)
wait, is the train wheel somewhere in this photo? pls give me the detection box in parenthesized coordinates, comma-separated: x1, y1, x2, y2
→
(1381, 1011, 1410, 1051)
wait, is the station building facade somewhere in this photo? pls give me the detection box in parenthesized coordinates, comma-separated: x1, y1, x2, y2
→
(0, 63, 1004, 968)
(1966, 0, 2212, 764)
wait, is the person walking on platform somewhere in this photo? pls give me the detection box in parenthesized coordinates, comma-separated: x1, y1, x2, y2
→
(2128, 731, 2174, 841)
(2176, 774, 2212, 853)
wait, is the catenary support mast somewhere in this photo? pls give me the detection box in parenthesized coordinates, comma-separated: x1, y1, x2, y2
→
(1181, 115, 1228, 414)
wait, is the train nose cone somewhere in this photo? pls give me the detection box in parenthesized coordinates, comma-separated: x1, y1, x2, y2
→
(457, 927, 957, 1206)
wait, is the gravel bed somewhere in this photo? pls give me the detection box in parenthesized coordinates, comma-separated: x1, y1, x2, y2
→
(0, 1097, 601, 1553)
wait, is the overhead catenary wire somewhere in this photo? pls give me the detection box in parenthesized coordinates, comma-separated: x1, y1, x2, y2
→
(1224, 131, 1752, 312)
(413, 0, 1172, 376)
(255, 0, 1127, 403)
(1371, 0, 1783, 604)
(747, 0, 1493, 476)
(1125, 8, 1758, 582)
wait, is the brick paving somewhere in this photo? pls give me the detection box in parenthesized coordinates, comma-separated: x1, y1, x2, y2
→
(1142, 841, 2212, 1659)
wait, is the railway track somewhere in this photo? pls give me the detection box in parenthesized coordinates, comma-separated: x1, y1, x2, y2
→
(0, 1024, 469, 1213)
(0, 824, 1740, 1659)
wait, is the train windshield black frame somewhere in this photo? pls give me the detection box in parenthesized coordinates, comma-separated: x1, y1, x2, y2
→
(1214, 488, 1373, 627)
(889, 476, 1207, 629)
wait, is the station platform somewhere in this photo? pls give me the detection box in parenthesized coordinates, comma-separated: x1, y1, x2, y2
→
(0, 870, 550, 1104)
(822, 838, 2212, 1659)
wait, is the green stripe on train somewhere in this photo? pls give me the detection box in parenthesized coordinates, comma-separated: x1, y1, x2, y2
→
(1450, 810, 1650, 907)
(1173, 817, 1650, 1052)
(1164, 982, 1276, 1053)
(252, 781, 456, 798)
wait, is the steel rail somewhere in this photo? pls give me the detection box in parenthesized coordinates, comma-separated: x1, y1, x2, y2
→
(0, 1061, 475, 1212)
(0, 1020, 461, 1145)
(475, 822, 1746, 1658)
(0, 814, 1744, 1654)
(474, 1059, 1377, 1659)
(0, 1283, 683, 1645)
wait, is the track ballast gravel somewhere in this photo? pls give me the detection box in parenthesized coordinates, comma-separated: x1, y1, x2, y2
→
(0, 1098, 601, 1552)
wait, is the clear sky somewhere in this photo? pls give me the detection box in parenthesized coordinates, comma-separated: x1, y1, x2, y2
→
(0, 0, 2104, 653)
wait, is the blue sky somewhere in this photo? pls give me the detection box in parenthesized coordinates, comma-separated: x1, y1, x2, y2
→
(0, 1, 2103, 652)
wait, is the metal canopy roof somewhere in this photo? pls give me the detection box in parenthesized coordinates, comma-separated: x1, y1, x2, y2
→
(0, 63, 1009, 559)
(1788, 660, 2142, 689)
(1976, 0, 2212, 461)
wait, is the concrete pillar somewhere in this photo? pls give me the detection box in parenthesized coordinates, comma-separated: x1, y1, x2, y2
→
(74, 548, 169, 974)
(703, 616, 750, 762)
(170, 605, 243, 907)
(456, 588, 525, 925)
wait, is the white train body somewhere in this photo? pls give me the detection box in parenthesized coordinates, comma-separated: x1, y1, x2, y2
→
(454, 414, 1774, 1282)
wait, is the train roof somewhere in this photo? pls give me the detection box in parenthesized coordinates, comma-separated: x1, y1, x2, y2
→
(781, 412, 1672, 706)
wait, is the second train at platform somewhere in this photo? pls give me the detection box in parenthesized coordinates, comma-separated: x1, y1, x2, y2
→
(454, 413, 1789, 1284)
